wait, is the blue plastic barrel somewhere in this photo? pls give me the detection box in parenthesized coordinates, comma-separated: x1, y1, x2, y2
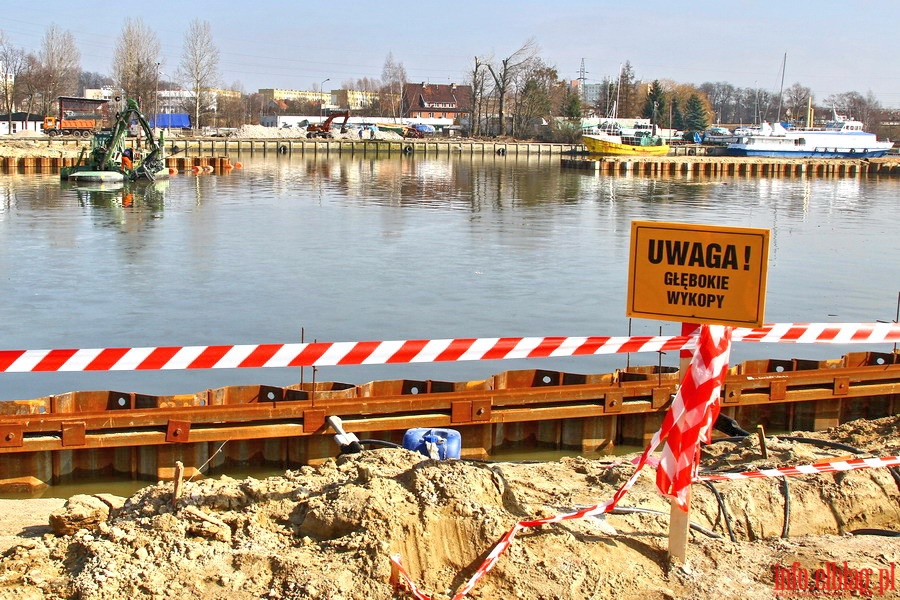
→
(402, 428, 461, 460)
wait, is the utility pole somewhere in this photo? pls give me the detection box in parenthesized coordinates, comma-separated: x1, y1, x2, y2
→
(319, 78, 330, 122)
(155, 62, 160, 132)
(577, 58, 588, 104)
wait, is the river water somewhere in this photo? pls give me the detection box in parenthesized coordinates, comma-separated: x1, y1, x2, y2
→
(2, 154, 899, 402)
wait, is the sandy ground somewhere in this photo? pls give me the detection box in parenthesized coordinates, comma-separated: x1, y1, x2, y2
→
(0, 499, 65, 554)
(1, 415, 898, 599)
(0, 124, 406, 160)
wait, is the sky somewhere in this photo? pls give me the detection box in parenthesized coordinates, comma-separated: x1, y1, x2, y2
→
(4, 0, 900, 108)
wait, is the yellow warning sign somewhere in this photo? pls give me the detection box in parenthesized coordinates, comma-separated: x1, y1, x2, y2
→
(627, 221, 770, 327)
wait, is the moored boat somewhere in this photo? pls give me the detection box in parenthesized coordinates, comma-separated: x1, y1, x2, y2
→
(724, 114, 893, 158)
(702, 126, 739, 145)
(582, 121, 670, 156)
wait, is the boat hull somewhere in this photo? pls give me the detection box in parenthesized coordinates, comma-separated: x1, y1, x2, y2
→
(66, 170, 126, 183)
(583, 135, 670, 156)
(64, 169, 170, 182)
(724, 147, 891, 159)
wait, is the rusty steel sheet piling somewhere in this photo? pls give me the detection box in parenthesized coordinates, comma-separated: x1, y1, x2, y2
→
(0, 351, 898, 490)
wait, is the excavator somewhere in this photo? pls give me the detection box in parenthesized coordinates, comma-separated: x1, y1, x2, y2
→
(306, 111, 350, 138)
(62, 98, 168, 183)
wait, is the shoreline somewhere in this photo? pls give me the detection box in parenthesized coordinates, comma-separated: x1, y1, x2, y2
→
(2, 135, 899, 166)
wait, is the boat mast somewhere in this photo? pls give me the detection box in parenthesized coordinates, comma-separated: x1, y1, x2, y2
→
(776, 52, 786, 122)
(612, 64, 622, 120)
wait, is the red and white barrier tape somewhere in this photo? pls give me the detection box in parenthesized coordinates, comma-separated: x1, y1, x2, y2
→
(699, 455, 900, 482)
(1, 322, 898, 373)
(391, 454, 900, 600)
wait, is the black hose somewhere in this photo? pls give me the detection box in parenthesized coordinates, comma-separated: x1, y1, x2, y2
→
(778, 436, 868, 455)
(357, 439, 403, 449)
(608, 506, 722, 539)
(703, 480, 736, 542)
(780, 476, 791, 538)
(850, 528, 900, 537)
(714, 414, 752, 437)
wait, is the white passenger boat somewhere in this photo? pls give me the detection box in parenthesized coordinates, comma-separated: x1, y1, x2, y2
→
(724, 114, 893, 158)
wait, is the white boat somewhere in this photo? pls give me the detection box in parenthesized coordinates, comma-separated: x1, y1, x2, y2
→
(724, 114, 893, 158)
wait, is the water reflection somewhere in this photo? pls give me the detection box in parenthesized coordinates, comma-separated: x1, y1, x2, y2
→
(1, 157, 899, 402)
(64, 179, 168, 212)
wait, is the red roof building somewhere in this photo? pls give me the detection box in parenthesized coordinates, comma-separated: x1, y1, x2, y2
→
(403, 82, 472, 122)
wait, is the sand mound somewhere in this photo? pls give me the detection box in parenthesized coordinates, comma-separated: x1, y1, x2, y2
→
(1, 416, 899, 599)
(232, 124, 404, 141)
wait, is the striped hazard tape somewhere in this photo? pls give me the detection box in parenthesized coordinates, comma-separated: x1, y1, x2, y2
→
(390, 454, 900, 600)
(1, 322, 898, 373)
(699, 455, 900, 481)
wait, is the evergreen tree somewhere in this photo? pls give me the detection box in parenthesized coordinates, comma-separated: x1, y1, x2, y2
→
(671, 98, 684, 130)
(683, 94, 709, 131)
(561, 88, 582, 119)
(617, 61, 639, 118)
(642, 80, 666, 123)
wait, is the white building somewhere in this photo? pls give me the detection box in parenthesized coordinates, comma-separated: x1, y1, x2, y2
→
(0, 113, 44, 135)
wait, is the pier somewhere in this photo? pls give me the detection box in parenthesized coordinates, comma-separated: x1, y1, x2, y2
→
(559, 155, 900, 177)
(3, 139, 899, 178)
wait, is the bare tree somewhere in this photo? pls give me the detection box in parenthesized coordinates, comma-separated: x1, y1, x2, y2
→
(468, 56, 491, 136)
(178, 19, 220, 131)
(698, 81, 738, 125)
(782, 82, 813, 125)
(823, 90, 881, 129)
(381, 52, 406, 121)
(510, 59, 557, 138)
(112, 18, 160, 111)
(79, 71, 114, 93)
(14, 54, 43, 121)
(214, 82, 246, 128)
(0, 33, 28, 133)
(37, 24, 80, 114)
(486, 38, 538, 136)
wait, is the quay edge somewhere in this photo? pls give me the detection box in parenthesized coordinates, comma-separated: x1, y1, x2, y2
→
(2, 138, 900, 177)
(0, 350, 898, 492)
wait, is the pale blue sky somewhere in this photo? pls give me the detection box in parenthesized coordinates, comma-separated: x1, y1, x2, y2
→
(4, 0, 900, 107)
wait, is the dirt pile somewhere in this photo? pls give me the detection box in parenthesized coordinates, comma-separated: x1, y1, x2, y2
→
(1, 416, 899, 599)
(0, 125, 405, 159)
(232, 124, 404, 141)
(0, 139, 85, 159)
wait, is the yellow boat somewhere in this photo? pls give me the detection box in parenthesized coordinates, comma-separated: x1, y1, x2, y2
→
(582, 122, 670, 156)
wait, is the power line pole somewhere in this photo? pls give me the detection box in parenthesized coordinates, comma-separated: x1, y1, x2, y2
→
(578, 58, 588, 104)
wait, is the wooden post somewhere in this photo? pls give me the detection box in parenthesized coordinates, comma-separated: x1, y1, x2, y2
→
(757, 424, 769, 459)
(668, 341, 695, 564)
(668, 487, 691, 565)
(172, 460, 184, 506)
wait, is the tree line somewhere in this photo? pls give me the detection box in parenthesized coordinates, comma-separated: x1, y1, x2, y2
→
(1, 18, 227, 133)
(1, 25, 895, 141)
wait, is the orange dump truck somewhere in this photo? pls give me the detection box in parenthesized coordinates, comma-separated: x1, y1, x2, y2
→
(43, 96, 111, 137)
